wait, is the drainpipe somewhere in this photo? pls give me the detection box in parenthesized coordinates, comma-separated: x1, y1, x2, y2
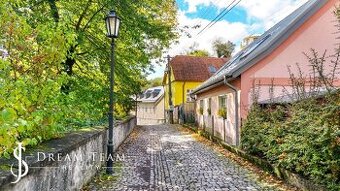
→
(181, 82, 186, 124)
(182, 82, 186, 105)
(189, 93, 198, 130)
(223, 75, 240, 146)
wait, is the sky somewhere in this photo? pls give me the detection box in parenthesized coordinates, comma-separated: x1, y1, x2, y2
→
(147, 0, 309, 79)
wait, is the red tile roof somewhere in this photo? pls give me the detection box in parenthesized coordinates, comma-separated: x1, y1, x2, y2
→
(169, 55, 228, 82)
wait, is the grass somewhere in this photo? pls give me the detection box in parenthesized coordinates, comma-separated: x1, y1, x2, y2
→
(81, 161, 123, 191)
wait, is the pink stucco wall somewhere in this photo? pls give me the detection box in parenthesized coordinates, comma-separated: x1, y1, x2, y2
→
(195, 0, 340, 145)
(241, 0, 340, 118)
(196, 80, 241, 145)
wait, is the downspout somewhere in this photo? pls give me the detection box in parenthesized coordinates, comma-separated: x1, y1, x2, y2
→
(182, 82, 186, 105)
(181, 82, 186, 124)
(223, 75, 240, 146)
(189, 93, 198, 130)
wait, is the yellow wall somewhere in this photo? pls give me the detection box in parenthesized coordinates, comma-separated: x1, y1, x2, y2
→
(163, 69, 201, 109)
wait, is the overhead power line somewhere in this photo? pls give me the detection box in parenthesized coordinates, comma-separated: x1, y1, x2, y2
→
(196, 0, 224, 24)
(197, 0, 242, 36)
(197, 0, 237, 35)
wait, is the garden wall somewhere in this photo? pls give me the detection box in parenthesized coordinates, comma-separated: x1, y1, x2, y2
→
(0, 116, 136, 191)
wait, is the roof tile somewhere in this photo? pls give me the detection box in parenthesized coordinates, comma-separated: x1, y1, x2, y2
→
(170, 55, 228, 82)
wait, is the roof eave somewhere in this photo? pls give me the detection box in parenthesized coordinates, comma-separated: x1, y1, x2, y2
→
(191, 80, 224, 95)
(231, 0, 327, 77)
(192, 0, 327, 94)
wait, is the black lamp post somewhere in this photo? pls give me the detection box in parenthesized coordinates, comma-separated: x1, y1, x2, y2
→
(105, 10, 120, 174)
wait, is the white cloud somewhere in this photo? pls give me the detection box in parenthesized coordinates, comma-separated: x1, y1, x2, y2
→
(238, 0, 309, 30)
(168, 11, 250, 56)
(183, 0, 228, 13)
(170, 0, 309, 55)
(148, 0, 310, 79)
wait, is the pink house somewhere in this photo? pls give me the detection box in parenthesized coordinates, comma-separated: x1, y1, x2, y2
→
(191, 0, 340, 146)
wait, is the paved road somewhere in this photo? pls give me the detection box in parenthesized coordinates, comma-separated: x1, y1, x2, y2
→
(87, 125, 278, 191)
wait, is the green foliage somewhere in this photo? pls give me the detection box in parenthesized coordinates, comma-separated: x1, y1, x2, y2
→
(241, 91, 340, 190)
(144, 77, 163, 89)
(212, 38, 235, 58)
(218, 108, 227, 119)
(188, 49, 210, 57)
(0, 0, 177, 157)
(185, 42, 210, 57)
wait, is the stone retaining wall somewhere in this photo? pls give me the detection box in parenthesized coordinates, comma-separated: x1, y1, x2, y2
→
(0, 116, 136, 191)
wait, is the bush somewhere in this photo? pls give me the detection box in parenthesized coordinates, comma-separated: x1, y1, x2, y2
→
(241, 90, 340, 190)
(218, 108, 227, 119)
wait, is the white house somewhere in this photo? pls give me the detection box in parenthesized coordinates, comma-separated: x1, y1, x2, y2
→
(136, 86, 165, 125)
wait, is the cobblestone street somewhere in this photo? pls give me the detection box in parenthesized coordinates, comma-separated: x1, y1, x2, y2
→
(86, 125, 283, 191)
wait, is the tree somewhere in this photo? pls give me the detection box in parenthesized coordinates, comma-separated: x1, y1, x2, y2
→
(186, 42, 210, 57)
(144, 77, 163, 89)
(0, 0, 178, 157)
(188, 50, 210, 57)
(0, 0, 177, 111)
(212, 38, 235, 58)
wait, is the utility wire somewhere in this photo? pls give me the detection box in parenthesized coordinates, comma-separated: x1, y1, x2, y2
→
(197, 0, 242, 35)
(206, 0, 242, 30)
(196, 0, 224, 26)
(197, 0, 237, 35)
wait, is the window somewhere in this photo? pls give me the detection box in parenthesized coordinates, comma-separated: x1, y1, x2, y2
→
(145, 90, 152, 99)
(207, 98, 212, 115)
(186, 89, 194, 102)
(218, 95, 227, 108)
(218, 95, 227, 118)
(152, 89, 161, 98)
(199, 100, 204, 115)
(208, 65, 217, 74)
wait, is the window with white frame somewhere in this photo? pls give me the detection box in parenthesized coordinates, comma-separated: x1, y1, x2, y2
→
(208, 98, 212, 115)
(199, 99, 204, 115)
(218, 95, 226, 108)
(218, 95, 227, 118)
(186, 89, 194, 102)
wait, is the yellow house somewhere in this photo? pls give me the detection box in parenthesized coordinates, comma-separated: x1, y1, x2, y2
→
(162, 55, 227, 110)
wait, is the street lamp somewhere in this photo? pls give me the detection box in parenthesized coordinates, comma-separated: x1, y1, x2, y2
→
(105, 10, 120, 174)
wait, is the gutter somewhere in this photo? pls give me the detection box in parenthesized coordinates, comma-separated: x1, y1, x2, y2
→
(223, 75, 240, 146)
(192, 0, 326, 96)
(191, 80, 224, 95)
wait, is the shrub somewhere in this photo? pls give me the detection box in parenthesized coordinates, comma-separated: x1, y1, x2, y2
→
(218, 108, 227, 119)
(241, 90, 340, 190)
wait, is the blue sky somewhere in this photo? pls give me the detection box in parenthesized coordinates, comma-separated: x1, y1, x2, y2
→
(147, 0, 308, 79)
(177, 0, 256, 24)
